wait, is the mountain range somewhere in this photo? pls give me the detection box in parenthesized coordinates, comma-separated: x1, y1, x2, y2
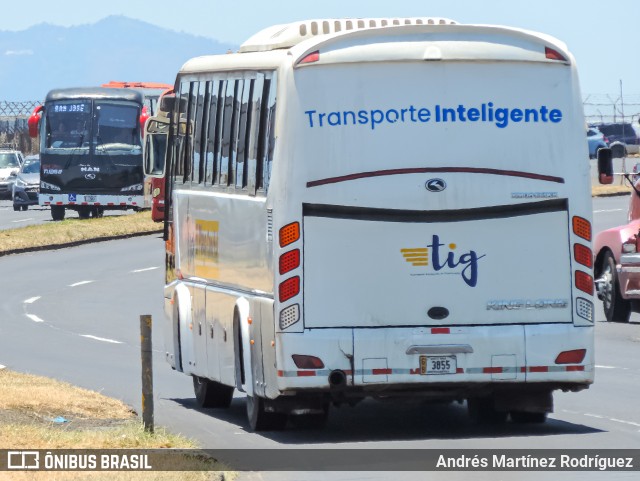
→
(0, 16, 237, 101)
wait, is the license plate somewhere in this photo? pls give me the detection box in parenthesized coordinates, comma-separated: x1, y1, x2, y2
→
(420, 355, 457, 375)
(84, 195, 97, 202)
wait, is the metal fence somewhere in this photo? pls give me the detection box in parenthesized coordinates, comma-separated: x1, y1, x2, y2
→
(583, 93, 640, 126)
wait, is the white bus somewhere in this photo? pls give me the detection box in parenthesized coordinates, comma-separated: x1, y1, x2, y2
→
(145, 17, 595, 431)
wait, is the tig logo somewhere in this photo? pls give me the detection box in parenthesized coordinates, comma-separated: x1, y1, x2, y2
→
(401, 235, 486, 287)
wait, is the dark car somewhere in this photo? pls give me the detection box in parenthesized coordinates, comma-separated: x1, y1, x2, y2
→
(590, 122, 640, 157)
(12, 155, 40, 211)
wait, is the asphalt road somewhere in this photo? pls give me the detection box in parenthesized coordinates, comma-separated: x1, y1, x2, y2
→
(0, 198, 136, 230)
(0, 196, 638, 480)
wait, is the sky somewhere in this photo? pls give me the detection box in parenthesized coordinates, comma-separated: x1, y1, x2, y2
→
(1, 0, 638, 101)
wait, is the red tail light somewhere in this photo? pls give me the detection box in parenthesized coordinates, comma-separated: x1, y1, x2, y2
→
(299, 50, 320, 65)
(279, 276, 300, 302)
(279, 249, 300, 275)
(574, 244, 592, 268)
(555, 349, 586, 364)
(575, 271, 594, 295)
(545, 47, 567, 62)
(292, 354, 325, 369)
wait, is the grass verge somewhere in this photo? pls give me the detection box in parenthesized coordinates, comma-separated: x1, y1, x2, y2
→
(0, 211, 162, 255)
(0, 369, 232, 481)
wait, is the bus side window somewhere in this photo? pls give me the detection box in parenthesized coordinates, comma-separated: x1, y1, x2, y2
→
(219, 80, 237, 186)
(184, 81, 198, 184)
(246, 76, 264, 195)
(198, 81, 212, 185)
(256, 76, 276, 192)
(205, 80, 222, 186)
(236, 78, 253, 190)
(193, 81, 207, 185)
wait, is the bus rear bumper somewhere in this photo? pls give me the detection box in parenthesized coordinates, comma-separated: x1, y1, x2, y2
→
(274, 324, 594, 394)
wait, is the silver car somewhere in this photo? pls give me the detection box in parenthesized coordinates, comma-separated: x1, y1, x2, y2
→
(12, 155, 40, 211)
(0, 149, 24, 199)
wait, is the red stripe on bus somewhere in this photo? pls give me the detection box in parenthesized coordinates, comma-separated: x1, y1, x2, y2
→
(456, 368, 464, 374)
(307, 167, 565, 188)
(483, 367, 503, 374)
(277, 370, 284, 377)
(372, 368, 392, 375)
(528, 366, 549, 372)
(297, 371, 316, 377)
(565, 365, 585, 371)
(431, 328, 450, 334)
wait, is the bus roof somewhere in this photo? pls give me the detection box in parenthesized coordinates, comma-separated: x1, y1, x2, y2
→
(239, 17, 458, 53)
(178, 20, 571, 75)
(45, 87, 145, 103)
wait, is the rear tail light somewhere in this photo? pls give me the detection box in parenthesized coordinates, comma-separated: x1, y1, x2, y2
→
(298, 50, 320, 65)
(573, 244, 593, 268)
(555, 349, 586, 364)
(279, 249, 300, 274)
(575, 271, 594, 295)
(572, 216, 592, 241)
(292, 354, 325, 369)
(545, 47, 567, 62)
(279, 222, 300, 247)
(279, 276, 300, 302)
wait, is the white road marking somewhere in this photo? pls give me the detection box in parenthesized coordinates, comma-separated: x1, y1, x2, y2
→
(11, 218, 35, 223)
(595, 365, 617, 369)
(593, 209, 624, 213)
(610, 418, 640, 428)
(80, 335, 122, 344)
(567, 411, 640, 430)
(26, 314, 45, 323)
(69, 280, 95, 287)
(24, 296, 41, 304)
(131, 267, 160, 273)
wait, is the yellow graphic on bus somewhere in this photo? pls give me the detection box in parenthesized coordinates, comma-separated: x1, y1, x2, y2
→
(401, 248, 429, 266)
(195, 219, 219, 278)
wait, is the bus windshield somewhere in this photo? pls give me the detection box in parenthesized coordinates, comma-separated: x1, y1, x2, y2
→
(94, 102, 142, 155)
(44, 100, 142, 155)
(45, 101, 92, 151)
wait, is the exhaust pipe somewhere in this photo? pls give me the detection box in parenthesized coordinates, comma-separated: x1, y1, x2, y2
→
(329, 370, 347, 388)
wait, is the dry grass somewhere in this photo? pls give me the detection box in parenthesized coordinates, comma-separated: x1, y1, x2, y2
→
(0, 370, 231, 481)
(0, 370, 134, 421)
(591, 184, 632, 196)
(0, 212, 161, 254)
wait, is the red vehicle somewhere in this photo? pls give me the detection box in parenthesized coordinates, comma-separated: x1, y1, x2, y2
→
(594, 151, 640, 322)
(101, 81, 172, 116)
(103, 81, 172, 217)
(142, 89, 173, 222)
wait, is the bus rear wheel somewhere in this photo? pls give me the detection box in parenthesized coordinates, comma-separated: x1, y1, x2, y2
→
(246, 395, 288, 431)
(192, 376, 234, 408)
(51, 205, 65, 221)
